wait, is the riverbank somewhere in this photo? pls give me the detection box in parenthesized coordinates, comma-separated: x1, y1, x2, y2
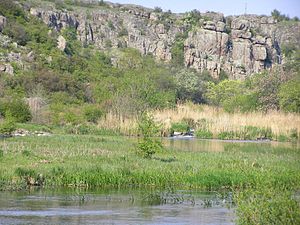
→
(0, 134, 299, 223)
(97, 104, 300, 141)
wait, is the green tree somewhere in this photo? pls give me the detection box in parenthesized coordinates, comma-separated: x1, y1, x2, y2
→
(279, 79, 300, 112)
(174, 69, 208, 103)
(137, 113, 162, 159)
(0, 113, 16, 135)
(206, 80, 244, 106)
(0, 98, 32, 123)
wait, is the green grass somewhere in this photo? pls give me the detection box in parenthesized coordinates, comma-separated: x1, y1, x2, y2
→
(0, 134, 299, 223)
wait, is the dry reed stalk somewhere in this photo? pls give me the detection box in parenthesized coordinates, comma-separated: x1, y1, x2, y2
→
(97, 111, 138, 135)
(153, 104, 300, 136)
(98, 104, 300, 137)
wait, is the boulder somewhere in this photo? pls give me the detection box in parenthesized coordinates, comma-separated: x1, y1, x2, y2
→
(57, 35, 67, 51)
(231, 18, 250, 31)
(253, 44, 267, 61)
(0, 64, 14, 75)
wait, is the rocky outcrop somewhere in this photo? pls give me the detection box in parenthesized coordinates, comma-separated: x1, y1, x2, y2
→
(0, 63, 13, 75)
(184, 15, 283, 79)
(27, 2, 299, 79)
(57, 35, 67, 51)
(0, 15, 6, 32)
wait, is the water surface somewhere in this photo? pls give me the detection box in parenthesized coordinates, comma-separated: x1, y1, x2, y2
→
(0, 188, 234, 225)
(164, 138, 299, 152)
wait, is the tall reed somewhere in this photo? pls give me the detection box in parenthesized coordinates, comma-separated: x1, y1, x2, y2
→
(97, 104, 300, 139)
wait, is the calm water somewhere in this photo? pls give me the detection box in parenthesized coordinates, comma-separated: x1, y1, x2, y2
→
(164, 137, 299, 152)
(0, 188, 234, 225)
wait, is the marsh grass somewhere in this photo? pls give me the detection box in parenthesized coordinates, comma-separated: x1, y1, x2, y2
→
(96, 104, 300, 142)
(0, 134, 299, 223)
(153, 104, 300, 140)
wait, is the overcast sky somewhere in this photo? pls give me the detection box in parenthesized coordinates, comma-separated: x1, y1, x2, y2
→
(108, 0, 300, 18)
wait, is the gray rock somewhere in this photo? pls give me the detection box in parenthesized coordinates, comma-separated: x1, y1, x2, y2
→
(0, 64, 5, 72)
(204, 21, 216, 31)
(0, 15, 6, 32)
(231, 18, 250, 31)
(253, 44, 267, 61)
(0, 64, 14, 75)
(27, 4, 300, 80)
(216, 21, 226, 32)
(57, 35, 67, 51)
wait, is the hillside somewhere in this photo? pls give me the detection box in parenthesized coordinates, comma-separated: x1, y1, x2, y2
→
(0, 0, 299, 130)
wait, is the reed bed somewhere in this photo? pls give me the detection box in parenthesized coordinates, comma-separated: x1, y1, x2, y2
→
(153, 104, 300, 136)
(96, 104, 300, 140)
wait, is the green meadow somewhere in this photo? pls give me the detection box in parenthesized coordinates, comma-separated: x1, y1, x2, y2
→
(0, 134, 299, 224)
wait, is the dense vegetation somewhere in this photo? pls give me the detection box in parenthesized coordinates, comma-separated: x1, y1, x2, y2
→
(0, 135, 299, 223)
(0, 0, 299, 132)
(0, 1, 300, 224)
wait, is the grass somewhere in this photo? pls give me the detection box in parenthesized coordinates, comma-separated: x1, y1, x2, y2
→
(96, 104, 300, 142)
(153, 104, 300, 140)
(0, 134, 299, 223)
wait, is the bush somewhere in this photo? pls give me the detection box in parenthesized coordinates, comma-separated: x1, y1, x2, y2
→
(277, 134, 289, 142)
(137, 113, 162, 159)
(195, 129, 213, 139)
(137, 138, 162, 159)
(290, 128, 298, 141)
(279, 79, 300, 113)
(218, 131, 235, 140)
(0, 114, 16, 135)
(170, 122, 189, 134)
(174, 69, 208, 103)
(206, 80, 244, 107)
(0, 99, 32, 123)
(84, 105, 103, 123)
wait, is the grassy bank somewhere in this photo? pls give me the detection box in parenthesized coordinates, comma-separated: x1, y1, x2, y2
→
(97, 104, 300, 141)
(0, 134, 299, 223)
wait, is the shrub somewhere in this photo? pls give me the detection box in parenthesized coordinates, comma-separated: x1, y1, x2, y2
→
(154, 7, 163, 13)
(170, 122, 189, 134)
(0, 99, 32, 123)
(206, 80, 244, 107)
(0, 114, 16, 135)
(174, 69, 208, 103)
(290, 128, 298, 141)
(278, 79, 300, 113)
(218, 131, 235, 140)
(277, 134, 289, 142)
(118, 28, 128, 37)
(64, 111, 83, 125)
(137, 138, 162, 159)
(137, 113, 162, 159)
(195, 129, 213, 139)
(84, 105, 103, 123)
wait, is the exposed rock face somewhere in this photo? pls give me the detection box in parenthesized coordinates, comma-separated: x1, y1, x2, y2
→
(0, 63, 13, 75)
(0, 15, 6, 32)
(28, 3, 299, 79)
(184, 15, 283, 79)
(57, 35, 67, 51)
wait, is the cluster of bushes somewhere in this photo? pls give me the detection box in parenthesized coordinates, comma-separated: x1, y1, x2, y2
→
(0, 1, 299, 136)
(205, 70, 300, 113)
(271, 9, 299, 22)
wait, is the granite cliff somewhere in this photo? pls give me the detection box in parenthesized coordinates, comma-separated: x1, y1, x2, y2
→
(2, 0, 300, 79)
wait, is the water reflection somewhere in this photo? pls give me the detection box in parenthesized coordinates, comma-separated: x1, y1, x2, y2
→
(0, 188, 235, 225)
(164, 138, 299, 152)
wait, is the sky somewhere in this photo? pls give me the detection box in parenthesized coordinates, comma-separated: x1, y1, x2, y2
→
(108, 0, 300, 18)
